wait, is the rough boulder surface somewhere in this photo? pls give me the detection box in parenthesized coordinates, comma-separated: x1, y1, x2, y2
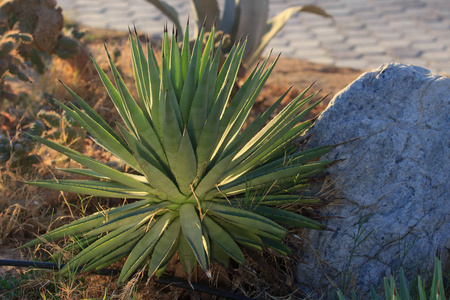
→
(297, 63, 449, 294)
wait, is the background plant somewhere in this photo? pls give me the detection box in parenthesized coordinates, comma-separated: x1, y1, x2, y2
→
(22, 24, 334, 283)
(0, 29, 32, 101)
(0, 0, 89, 76)
(337, 257, 448, 300)
(144, 0, 332, 67)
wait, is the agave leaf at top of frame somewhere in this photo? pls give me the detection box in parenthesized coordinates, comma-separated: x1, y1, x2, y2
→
(142, 0, 332, 67)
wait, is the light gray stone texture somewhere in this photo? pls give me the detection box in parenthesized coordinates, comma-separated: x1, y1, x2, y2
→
(297, 63, 450, 294)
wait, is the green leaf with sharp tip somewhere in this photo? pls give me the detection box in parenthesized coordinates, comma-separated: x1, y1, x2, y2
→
(59, 82, 125, 147)
(148, 218, 181, 277)
(129, 34, 147, 115)
(25, 134, 157, 195)
(173, 128, 197, 195)
(60, 224, 145, 275)
(54, 100, 141, 171)
(20, 199, 152, 248)
(210, 240, 229, 267)
(187, 56, 210, 145)
(202, 215, 245, 264)
(133, 151, 184, 202)
(91, 55, 133, 132)
(163, 90, 183, 172)
(26, 180, 152, 200)
(202, 202, 285, 238)
(147, 42, 160, 114)
(259, 235, 292, 256)
(118, 211, 175, 282)
(199, 27, 215, 79)
(219, 162, 327, 193)
(179, 39, 198, 124)
(179, 203, 208, 272)
(252, 205, 324, 230)
(212, 216, 263, 250)
(193, 153, 234, 199)
(170, 31, 182, 99)
(117, 123, 167, 175)
(181, 24, 190, 81)
(178, 231, 197, 275)
(86, 202, 170, 237)
(82, 233, 142, 273)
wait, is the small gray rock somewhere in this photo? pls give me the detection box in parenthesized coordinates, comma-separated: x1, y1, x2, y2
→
(297, 63, 450, 295)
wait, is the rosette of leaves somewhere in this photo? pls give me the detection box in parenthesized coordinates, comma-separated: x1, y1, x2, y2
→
(22, 26, 334, 282)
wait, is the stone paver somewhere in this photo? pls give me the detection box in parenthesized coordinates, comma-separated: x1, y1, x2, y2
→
(57, 0, 450, 75)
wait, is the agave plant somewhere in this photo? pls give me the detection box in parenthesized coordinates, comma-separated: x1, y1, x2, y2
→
(22, 26, 333, 282)
(144, 0, 332, 67)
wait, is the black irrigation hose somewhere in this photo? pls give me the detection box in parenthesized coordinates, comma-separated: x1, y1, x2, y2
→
(0, 259, 254, 300)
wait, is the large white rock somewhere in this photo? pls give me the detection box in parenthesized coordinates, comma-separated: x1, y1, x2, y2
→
(297, 63, 450, 295)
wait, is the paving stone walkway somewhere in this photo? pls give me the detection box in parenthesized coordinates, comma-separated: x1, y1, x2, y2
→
(58, 0, 450, 74)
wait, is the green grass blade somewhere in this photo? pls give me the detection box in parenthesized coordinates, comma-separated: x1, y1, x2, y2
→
(398, 267, 411, 300)
(418, 276, 427, 300)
